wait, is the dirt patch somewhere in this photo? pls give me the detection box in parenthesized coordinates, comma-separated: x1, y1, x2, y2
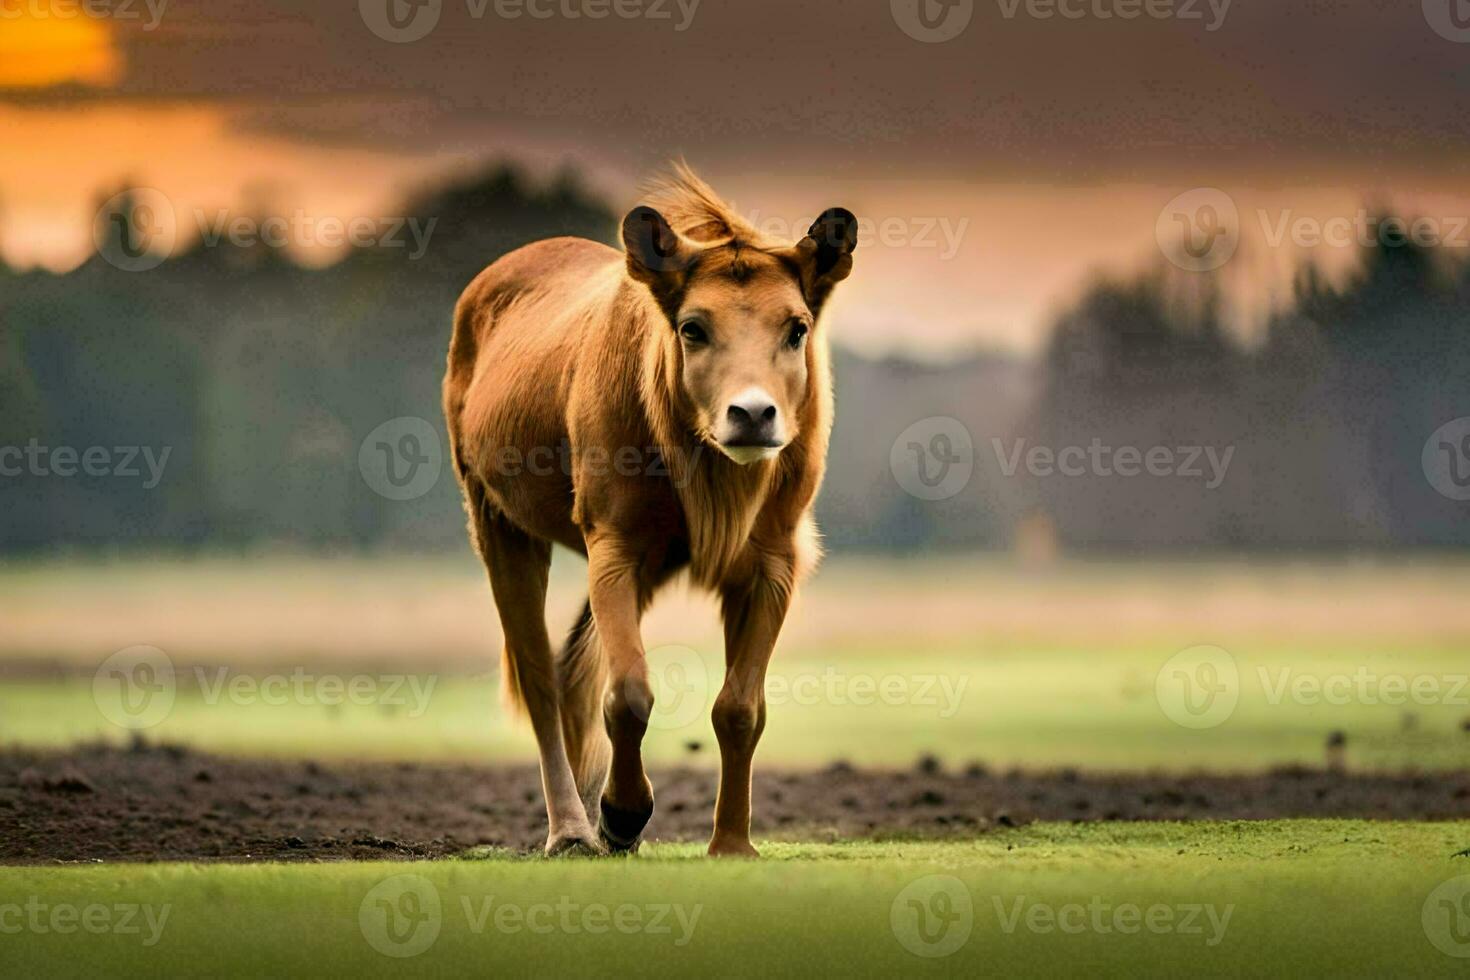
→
(3, 743, 1469, 864)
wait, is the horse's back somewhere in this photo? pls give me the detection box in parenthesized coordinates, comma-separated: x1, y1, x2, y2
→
(445, 236, 622, 549)
(450, 237, 620, 376)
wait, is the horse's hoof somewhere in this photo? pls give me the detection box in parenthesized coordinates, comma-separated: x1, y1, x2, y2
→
(545, 831, 605, 858)
(598, 797, 653, 854)
(707, 839, 760, 859)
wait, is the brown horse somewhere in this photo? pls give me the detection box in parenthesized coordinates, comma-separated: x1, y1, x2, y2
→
(442, 166, 857, 856)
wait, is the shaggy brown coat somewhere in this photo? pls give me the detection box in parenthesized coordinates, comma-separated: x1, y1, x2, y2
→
(443, 166, 856, 856)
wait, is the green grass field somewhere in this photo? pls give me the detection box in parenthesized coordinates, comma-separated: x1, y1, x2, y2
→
(4, 822, 1470, 975)
(5, 639, 1470, 772)
(4, 557, 1470, 975)
(3, 556, 1470, 772)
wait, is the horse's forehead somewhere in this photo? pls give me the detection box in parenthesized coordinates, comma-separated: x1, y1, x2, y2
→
(685, 254, 805, 316)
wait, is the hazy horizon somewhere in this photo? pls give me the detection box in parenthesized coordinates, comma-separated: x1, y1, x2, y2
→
(7, 0, 1470, 355)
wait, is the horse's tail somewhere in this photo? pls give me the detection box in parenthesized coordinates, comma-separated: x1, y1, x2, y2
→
(558, 599, 610, 808)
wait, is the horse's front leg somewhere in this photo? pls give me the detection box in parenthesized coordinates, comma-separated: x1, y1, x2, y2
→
(586, 533, 657, 853)
(709, 555, 795, 857)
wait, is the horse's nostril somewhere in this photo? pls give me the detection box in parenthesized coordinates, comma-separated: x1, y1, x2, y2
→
(726, 393, 778, 435)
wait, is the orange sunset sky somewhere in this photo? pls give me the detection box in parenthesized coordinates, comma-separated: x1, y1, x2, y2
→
(4, 0, 1470, 356)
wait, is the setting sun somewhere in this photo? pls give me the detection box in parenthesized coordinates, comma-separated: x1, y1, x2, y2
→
(0, 5, 122, 89)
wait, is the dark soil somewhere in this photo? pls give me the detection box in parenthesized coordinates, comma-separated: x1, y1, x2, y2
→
(3, 743, 1469, 864)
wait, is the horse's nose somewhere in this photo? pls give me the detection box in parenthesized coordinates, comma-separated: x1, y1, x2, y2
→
(726, 401, 777, 427)
(724, 392, 779, 444)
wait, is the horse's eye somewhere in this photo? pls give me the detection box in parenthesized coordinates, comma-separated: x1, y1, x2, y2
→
(786, 322, 809, 350)
(679, 321, 708, 345)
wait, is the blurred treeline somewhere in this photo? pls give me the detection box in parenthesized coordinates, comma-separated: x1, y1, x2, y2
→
(1019, 237, 1470, 552)
(0, 165, 610, 552)
(1, 167, 1466, 555)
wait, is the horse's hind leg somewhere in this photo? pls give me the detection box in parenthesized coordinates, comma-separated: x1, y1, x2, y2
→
(471, 493, 600, 856)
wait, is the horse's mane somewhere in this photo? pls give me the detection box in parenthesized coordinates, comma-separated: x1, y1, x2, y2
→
(641, 161, 782, 250)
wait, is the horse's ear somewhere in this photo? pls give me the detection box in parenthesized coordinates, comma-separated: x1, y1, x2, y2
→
(622, 206, 696, 296)
(785, 208, 858, 309)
